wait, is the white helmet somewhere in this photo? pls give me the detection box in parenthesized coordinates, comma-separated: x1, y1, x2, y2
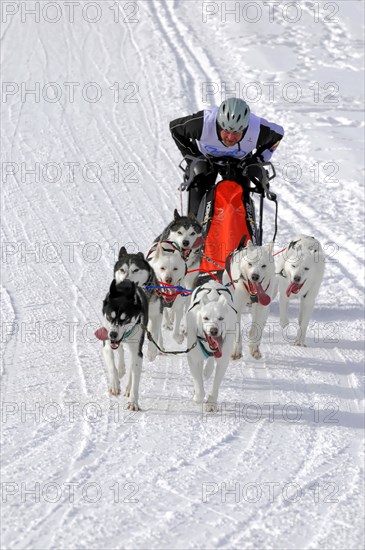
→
(217, 98, 250, 132)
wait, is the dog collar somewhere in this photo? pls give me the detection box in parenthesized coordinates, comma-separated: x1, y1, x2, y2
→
(197, 338, 215, 358)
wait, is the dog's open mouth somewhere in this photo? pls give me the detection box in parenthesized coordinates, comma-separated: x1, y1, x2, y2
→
(161, 286, 177, 304)
(181, 247, 191, 260)
(192, 236, 205, 249)
(94, 327, 120, 348)
(247, 280, 271, 306)
(204, 333, 223, 358)
(286, 281, 305, 297)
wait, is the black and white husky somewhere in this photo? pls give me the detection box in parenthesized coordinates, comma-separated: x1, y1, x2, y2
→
(96, 279, 148, 410)
(114, 247, 162, 361)
(156, 209, 205, 289)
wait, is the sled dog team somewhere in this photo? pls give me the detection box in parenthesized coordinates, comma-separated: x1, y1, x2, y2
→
(96, 210, 325, 412)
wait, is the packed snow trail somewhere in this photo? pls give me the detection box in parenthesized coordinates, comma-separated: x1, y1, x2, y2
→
(1, 1, 364, 549)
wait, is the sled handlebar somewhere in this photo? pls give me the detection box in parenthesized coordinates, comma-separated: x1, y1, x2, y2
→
(179, 155, 277, 201)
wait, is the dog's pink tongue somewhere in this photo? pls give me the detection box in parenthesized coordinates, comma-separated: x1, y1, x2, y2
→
(207, 335, 223, 358)
(192, 236, 205, 249)
(95, 327, 109, 341)
(286, 282, 303, 297)
(253, 282, 271, 306)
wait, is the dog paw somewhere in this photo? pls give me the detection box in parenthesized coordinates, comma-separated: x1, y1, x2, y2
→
(147, 346, 158, 362)
(250, 347, 262, 360)
(173, 333, 184, 344)
(294, 340, 306, 347)
(163, 322, 173, 331)
(127, 402, 140, 411)
(206, 403, 217, 413)
(193, 392, 205, 404)
(109, 384, 120, 396)
(124, 386, 131, 398)
(231, 352, 242, 360)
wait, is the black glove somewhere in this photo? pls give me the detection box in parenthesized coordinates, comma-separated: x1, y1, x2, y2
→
(243, 154, 263, 167)
(183, 156, 211, 190)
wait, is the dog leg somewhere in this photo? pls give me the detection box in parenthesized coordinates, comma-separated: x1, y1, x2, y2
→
(103, 344, 120, 396)
(232, 299, 244, 360)
(187, 355, 205, 404)
(295, 295, 315, 346)
(127, 352, 142, 411)
(147, 302, 161, 362)
(162, 308, 174, 331)
(249, 304, 269, 360)
(203, 357, 215, 380)
(117, 345, 126, 378)
(279, 292, 290, 329)
(172, 296, 184, 344)
(206, 358, 229, 412)
(124, 368, 132, 398)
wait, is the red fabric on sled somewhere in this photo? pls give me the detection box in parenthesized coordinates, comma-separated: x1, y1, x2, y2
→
(200, 180, 251, 274)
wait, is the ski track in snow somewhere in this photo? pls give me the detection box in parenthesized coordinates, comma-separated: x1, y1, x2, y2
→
(1, 1, 364, 549)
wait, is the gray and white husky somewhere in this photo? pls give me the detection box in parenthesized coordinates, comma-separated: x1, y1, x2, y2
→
(96, 279, 148, 410)
(114, 246, 162, 361)
(156, 209, 205, 289)
(276, 235, 325, 346)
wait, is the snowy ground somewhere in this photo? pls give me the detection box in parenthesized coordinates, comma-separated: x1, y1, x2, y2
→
(1, 1, 364, 549)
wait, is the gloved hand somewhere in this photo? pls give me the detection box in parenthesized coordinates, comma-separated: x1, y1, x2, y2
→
(243, 154, 263, 167)
(183, 155, 211, 190)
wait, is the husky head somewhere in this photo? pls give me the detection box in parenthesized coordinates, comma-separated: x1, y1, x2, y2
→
(284, 248, 320, 297)
(283, 235, 324, 297)
(191, 282, 235, 358)
(163, 209, 204, 259)
(101, 280, 142, 349)
(114, 247, 152, 286)
(149, 243, 187, 304)
(238, 242, 275, 305)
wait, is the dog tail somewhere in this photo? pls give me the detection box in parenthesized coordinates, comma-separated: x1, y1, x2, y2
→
(203, 358, 215, 380)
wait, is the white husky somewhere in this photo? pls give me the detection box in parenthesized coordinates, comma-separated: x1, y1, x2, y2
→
(222, 241, 278, 360)
(148, 242, 187, 345)
(276, 234, 325, 346)
(186, 281, 237, 412)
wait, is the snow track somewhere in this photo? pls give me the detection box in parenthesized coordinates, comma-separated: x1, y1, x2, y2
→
(1, 1, 364, 549)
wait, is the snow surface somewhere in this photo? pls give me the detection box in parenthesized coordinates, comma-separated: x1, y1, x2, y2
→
(1, 1, 364, 549)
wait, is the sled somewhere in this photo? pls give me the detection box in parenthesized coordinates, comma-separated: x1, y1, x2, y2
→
(180, 157, 278, 281)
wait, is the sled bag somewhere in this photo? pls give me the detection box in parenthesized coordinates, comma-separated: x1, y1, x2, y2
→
(199, 179, 256, 277)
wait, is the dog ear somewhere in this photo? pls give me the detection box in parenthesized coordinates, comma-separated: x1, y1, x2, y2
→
(188, 212, 196, 221)
(118, 246, 127, 259)
(174, 209, 181, 221)
(237, 234, 247, 251)
(136, 252, 145, 259)
(154, 243, 162, 259)
(218, 294, 226, 305)
(200, 294, 208, 306)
